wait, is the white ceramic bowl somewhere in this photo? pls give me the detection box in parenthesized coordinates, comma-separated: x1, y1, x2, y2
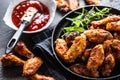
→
(3, 0, 56, 33)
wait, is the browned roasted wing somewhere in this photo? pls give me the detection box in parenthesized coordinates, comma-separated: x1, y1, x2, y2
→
(91, 15, 120, 27)
(0, 53, 25, 67)
(70, 63, 99, 78)
(56, 0, 69, 12)
(84, 29, 113, 43)
(30, 74, 55, 80)
(22, 57, 43, 77)
(14, 41, 34, 58)
(87, 44, 104, 77)
(85, 0, 99, 5)
(55, 38, 68, 61)
(103, 40, 113, 53)
(101, 53, 115, 77)
(82, 49, 91, 62)
(106, 21, 120, 31)
(65, 34, 87, 62)
(68, 0, 79, 11)
(56, 34, 86, 62)
(65, 31, 81, 45)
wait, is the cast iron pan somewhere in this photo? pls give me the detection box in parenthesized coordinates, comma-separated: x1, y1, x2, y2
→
(51, 5, 120, 79)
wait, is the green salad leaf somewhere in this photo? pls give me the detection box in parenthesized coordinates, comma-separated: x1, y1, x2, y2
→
(62, 7, 111, 38)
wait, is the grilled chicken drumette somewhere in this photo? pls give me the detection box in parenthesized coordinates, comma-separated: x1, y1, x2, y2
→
(84, 29, 113, 43)
(87, 44, 105, 77)
(56, 0, 69, 12)
(22, 57, 43, 77)
(101, 53, 115, 77)
(14, 41, 34, 59)
(91, 15, 120, 28)
(0, 53, 25, 67)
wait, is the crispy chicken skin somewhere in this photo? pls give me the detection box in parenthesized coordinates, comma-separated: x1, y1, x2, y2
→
(106, 21, 120, 31)
(22, 57, 43, 77)
(82, 49, 91, 61)
(55, 38, 68, 61)
(68, 0, 79, 11)
(65, 34, 87, 62)
(30, 74, 55, 80)
(56, 0, 69, 12)
(91, 15, 120, 27)
(56, 34, 86, 62)
(101, 53, 115, 77)
(103, 40, 113, 53)
(87, 44, 104, 74)
(70, 63, 99, 78)
(14, 41, 34, 58)
(103, 39, 120, 61)
(84, 29, 113, 43)
(85, 0, 99, 5)
(0, 53, 25, 67)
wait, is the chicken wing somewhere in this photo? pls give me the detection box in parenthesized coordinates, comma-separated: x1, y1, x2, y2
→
(30, 74, 55, 80)
(68, 0, 79, 11)
(70, 63, 99, 78)
(65, 34, 87, 62)
(103, 40, 113, 53)
(106, 21, 120, 31)
(14, 41, 34, 59)
(84, 29, 113, 43)
(22, 57, 43, 77)
(65, 31, 81, 45)
(85, 0, 99, 5)
(0, 53, 25, 67)
(87, 44, 104, 74)
(82, 49, 91, 62)
(91, 15, 120, 27)
(56, 0, 69, 12)
(56, 34, 87, 62)
(101, 53, 115, 77)
(55, 38, 68, 61)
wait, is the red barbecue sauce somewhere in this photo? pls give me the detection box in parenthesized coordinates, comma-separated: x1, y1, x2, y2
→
(12, 0, 50, 31)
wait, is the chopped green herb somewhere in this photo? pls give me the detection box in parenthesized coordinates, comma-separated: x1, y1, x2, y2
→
(62, 7, 111, 38)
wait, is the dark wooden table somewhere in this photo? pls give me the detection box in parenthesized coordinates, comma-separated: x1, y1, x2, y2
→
(0, 0, 120, 80)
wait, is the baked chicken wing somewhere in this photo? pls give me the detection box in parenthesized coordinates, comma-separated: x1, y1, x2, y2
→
(68, 0, 79, 11)
(103, 39, 120, 61)
(70, 63, 99, 78)
(30, 74, 55, 80)
(91, 15, 120, 27)
(87, 44, 104, 76)
(22, 57, 43, 77)
(65, 34, 87, 62)
(14, 41, 34, 58)
(82, 49, 91, 62)
(0, 53, 25, 67)
(56, 34, 87, 62)
(106, 21, 120, 31)
(85, 0, 99, 5)
(84, 29, 113, 43)
(101, 53, 115, 77)
(55, 38, 68, 61)
(56, 0, 69, 12)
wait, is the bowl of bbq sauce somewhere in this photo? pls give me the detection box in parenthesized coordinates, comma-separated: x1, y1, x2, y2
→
(3, 0, 56, 33)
